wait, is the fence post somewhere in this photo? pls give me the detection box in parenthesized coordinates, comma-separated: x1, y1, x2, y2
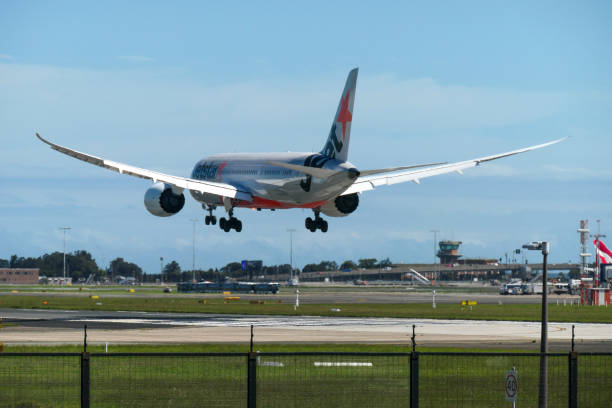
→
(569, 352, 578, 408)
(410, 352, 419, 408)
(248, 352, 257, 408)
(81, 352, 90, 408)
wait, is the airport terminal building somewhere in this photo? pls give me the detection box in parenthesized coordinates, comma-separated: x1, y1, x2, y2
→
(0, 268, 39, 284)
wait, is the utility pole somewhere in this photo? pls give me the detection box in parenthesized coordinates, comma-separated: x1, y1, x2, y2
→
(190, 218, 198, 283)
(59, 227, 71, 284)
(287, 228, 296, 283)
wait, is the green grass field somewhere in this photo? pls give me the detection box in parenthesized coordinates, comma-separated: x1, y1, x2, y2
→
(2, 343, 533, 353)
(1, 345, 610, 407)
(1, 293, 610, 322)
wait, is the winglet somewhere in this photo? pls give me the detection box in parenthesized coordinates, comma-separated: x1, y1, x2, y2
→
(36, 132, 48, 144)
(475, 136, 567, 164)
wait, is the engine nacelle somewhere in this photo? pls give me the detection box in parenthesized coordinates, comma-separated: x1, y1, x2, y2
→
(144, 182, 185, 217)
(320, 193, 359, 217)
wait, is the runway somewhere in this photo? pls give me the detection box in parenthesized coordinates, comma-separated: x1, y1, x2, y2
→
(2, 308, 610, 351)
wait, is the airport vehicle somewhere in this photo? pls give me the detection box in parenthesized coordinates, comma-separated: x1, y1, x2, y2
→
(500, 280, 523, 295)
(553, 282, 569, 295)
(36, 69, 565, 233)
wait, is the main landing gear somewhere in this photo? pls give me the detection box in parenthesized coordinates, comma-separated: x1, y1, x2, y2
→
(305, 210, 328, 233)
(219, 208, 242, 233)
(203, 204, 242, 232)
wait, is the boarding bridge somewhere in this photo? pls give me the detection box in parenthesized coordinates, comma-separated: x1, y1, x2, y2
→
(405, 269, 431, 285)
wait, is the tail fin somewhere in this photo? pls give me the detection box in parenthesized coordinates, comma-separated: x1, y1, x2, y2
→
(321, 68, 358, 162)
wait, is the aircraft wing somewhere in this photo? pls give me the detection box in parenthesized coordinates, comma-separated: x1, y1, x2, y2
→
(341, 138, 566, 196)
(36, 133, 252, 201)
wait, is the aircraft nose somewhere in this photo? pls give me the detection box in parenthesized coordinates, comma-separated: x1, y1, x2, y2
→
(348, 168, 360, 180)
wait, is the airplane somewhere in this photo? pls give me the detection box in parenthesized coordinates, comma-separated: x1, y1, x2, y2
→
(36, 68, 565, 233)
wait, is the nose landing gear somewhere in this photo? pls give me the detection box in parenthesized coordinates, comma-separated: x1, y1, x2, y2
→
(204, 205, 217, 225)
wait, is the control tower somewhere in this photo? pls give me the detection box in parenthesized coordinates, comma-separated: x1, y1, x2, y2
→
(438, 241, 462, 264)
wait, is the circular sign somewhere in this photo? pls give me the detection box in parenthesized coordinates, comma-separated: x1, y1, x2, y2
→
(505, 370, 518, 401)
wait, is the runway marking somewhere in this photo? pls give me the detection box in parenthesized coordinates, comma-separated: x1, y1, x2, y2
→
(61, 316, 612, 340)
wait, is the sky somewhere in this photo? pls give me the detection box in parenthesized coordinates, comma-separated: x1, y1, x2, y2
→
(1, 1, 611, 273)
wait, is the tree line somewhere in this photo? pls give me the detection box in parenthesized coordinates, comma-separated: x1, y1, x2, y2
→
(1, 251, 389, 283)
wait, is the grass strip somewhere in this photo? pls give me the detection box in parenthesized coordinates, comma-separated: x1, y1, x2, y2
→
(1, 294, 611, 322)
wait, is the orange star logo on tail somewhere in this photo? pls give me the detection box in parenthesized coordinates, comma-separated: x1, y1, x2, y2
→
(336, 91, 352, 142)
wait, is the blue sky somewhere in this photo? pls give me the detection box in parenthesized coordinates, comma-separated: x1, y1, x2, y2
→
(1, 1, 611, 273)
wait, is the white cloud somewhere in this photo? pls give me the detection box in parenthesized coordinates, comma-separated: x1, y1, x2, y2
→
(358, 75, 570, 132)
(0, 54, 14, 60)
(540, 165, 612, 181)
(118, 55, 155, 62)
(0, 63, 578, 154)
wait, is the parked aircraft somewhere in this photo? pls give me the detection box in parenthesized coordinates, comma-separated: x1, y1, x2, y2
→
(37, 68, 564, 232)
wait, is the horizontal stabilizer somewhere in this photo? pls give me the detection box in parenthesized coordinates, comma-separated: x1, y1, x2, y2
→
(359, 162, 447, 177)
(265, 161, 341, 179)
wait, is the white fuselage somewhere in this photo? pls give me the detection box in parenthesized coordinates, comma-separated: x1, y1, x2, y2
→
(189, 152, 358, 209)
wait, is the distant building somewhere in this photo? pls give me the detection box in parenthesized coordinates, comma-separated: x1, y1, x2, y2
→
(457, 258, 499, 265)
(437, 241, 462, 264)
(0, 268, 39, 284)
(40, 276, 72, 285)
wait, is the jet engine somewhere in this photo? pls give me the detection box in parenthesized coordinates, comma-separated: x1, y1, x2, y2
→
(144, 182, 185, 217)
(320, 193, 359, 217)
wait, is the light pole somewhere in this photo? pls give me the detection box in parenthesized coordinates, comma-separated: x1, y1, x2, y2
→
(430, 230, 439, 280)
(287, 228, 296, 283)
(59, 227, 71, 284)
(160, 256, 164, 285)
(523, 240, 550, 408)
(190, 218, 198, 283)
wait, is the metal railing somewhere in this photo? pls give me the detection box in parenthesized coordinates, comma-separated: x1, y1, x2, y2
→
(1, 351, 610, 407)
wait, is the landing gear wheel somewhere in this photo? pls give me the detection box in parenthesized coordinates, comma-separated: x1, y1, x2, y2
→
(227, 217, 242, 232)
(205, 206, 217, 226)
(305, 217, 316, 232)
(306, 213, 328, 232)
(320, 220, 328, 233)
(220, 217, 231, 232)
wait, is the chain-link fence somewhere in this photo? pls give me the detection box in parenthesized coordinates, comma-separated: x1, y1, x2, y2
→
(0, 353, 81, 408)
(0, 351, 610, 407)
(256, 352, 410, 407)
(577, 353, 612, 408)
(419, 352, 569, 407)
(89, 353, 246, 408)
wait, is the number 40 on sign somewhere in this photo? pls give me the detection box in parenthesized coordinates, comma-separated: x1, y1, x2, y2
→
(505, 367, 518, 404)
